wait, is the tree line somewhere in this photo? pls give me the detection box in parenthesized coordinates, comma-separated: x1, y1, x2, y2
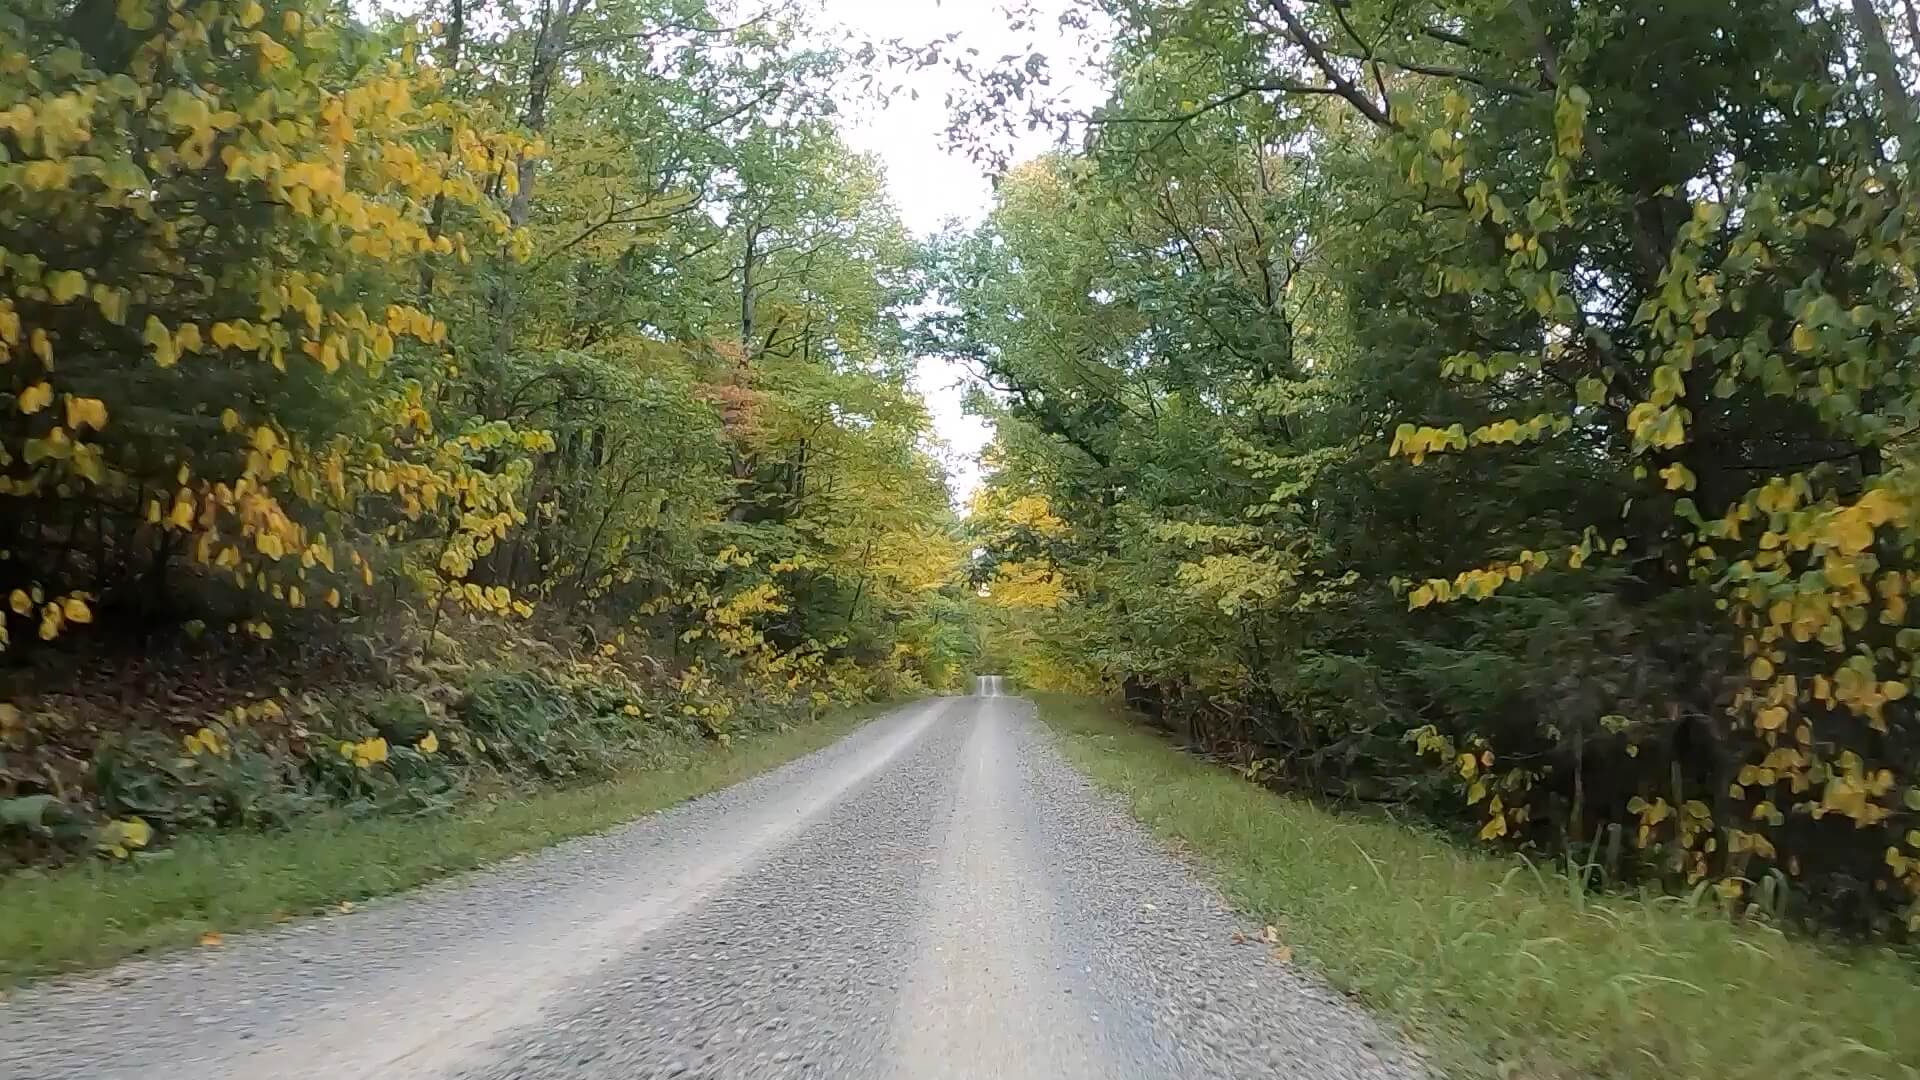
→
(1, 0, 977, 860)
(948, 0, 1920, 935)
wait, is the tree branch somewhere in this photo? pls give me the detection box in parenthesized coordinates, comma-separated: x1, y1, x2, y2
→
(1089, 81, 1351, 127)
(1328, 50, 1548, 98)
(1261, 0, 1397, 129)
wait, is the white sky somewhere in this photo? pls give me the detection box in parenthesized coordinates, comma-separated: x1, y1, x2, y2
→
(823, 0, 1093, 507)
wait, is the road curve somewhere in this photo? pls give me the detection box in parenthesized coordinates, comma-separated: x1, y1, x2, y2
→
(1, 685, 1419, 1080)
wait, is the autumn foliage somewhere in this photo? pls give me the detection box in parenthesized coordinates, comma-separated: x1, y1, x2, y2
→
(949, 0, 1920, 934)
(0, 0, 973, 864)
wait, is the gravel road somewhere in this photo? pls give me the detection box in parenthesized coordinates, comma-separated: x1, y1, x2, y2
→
(1, 684, 1419, 1080)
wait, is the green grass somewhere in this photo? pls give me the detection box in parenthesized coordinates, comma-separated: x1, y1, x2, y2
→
(1031, 693, 1920, 1080)
(0, 699, 910, 987)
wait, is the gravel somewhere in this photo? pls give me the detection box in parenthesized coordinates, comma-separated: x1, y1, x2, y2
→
(0, 690, 1421, 1080)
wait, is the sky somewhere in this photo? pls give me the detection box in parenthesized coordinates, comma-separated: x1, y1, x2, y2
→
(821, 0, 1092, 506)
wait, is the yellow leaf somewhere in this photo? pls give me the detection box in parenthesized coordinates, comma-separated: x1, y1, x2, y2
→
(236, 0, 263, 26)
(417, 730, 438, 754)
(64, 395, 107, 431)
(30, 329, 52, 367)
(17, 382, 52, 414)
(198, 931, 224, 947)
(143, 315, 179, 367)
(61, 596, 91, 623)
(91, 283, 127, 325)
(8, 589, 29, 615)
(21, 161, 70, 192)
(221, 408, 240, 432)
(1790, 323, 1815, 352)
(46, 270, 87, 304)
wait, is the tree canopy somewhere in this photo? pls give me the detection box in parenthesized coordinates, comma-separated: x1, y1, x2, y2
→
(0, 0, 977, 709)
(10, 0, 1920, 937)
(945, 0, 1920, 934)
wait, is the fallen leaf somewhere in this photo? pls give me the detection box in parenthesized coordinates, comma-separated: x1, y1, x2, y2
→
(336, 901, 354, 914)
(1230, 931, 1247, 945)
(198, 931, 223, 947)
(1272, 946, 1294, 964)
(1261, 925, 1280, 944)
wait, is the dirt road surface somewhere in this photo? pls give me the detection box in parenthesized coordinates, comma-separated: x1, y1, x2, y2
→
(1, 683, 1417, 1080)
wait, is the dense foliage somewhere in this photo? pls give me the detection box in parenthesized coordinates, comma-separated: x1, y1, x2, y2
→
(0, 0, 975, 863)
(946, 0, 1920, 933)
(12, 0, 1920, 942)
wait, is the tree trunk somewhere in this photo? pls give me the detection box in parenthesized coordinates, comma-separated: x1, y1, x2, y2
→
(490, 0, 577, 361)
(1853, 0, 1918, 147)
(725, 221, 766, 522)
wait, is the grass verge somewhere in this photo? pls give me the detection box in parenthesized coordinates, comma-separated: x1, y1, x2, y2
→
(0, 698, 911, 987)
(1031, 693, 1920, 1080)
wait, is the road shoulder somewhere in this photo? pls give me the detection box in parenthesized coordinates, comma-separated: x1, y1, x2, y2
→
(1030, 692, 1920, 1080)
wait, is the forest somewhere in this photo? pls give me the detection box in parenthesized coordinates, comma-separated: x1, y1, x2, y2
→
(0, 0, 976, 867)
(6, 0, 1920, 946)
(954, 0, 1920, 935)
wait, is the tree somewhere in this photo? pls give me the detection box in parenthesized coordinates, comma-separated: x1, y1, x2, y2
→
(0, 0, 540, 651)
(946, 0, 1920, 932)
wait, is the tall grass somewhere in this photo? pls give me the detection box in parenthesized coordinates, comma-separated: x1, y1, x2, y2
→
(1033, 693, 1920, 1080)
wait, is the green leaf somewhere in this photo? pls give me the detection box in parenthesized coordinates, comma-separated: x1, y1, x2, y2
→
(0, 794, 63, 829)
(100, 159, 150, 193)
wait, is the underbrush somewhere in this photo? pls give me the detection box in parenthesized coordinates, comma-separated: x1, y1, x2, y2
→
(1034, 693, 1920, 1080)
(0, 619, 911, 872)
